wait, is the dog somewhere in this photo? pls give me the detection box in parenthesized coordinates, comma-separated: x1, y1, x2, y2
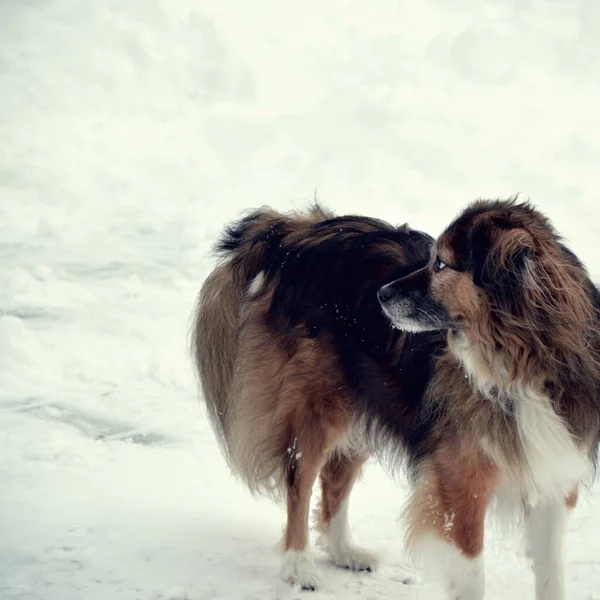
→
(192, 199, 600, 599)
(192, 205, 436, 588)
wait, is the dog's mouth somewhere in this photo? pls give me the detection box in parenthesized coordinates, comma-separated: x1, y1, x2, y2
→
(378, 284, 453, 333)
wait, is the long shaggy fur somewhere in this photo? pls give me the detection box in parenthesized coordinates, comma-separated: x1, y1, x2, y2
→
(193, 204, 435, 495)
(192, 205, 329, 476)
(377, 198, 600, 598)
(193, 198, 600, 597)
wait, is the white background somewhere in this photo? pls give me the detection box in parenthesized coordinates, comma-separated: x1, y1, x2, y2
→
(2, 1, 600, 598)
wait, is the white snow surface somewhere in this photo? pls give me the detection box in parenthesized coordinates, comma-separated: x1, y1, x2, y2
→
(2, 1, 600, 598)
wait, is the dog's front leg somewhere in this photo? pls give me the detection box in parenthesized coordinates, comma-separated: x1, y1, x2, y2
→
(405, 444, 498, 600)
(525, 496, 571, 600)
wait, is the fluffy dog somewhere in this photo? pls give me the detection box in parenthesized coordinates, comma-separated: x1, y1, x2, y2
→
(193, 199, 600, 599)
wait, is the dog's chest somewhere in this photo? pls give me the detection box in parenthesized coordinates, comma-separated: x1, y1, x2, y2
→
(485, 386, 589, 505)
(451, 337, 589, 502)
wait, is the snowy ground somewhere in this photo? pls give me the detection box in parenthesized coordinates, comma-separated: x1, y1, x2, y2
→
(2, 1, 600, 598)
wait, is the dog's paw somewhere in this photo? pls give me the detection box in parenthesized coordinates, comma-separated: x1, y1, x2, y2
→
(331, 545, 379, 572)
(280, 550, 322, 591)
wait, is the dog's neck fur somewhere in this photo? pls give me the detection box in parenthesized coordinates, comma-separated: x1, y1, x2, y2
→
(449, 330, 527, 401)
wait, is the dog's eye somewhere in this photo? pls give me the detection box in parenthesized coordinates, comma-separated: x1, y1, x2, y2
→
(433, 257, 448, 272)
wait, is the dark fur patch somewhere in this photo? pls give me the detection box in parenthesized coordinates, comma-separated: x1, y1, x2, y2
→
(257, 216, 434, 361)
(338, 329, 446, 471)
(217, 210, 272, 254)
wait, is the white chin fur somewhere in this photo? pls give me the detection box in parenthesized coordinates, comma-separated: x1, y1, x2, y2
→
(389, 319, 437, 333)
(380, 301, 443, 333)
(381, 307, 438, 332)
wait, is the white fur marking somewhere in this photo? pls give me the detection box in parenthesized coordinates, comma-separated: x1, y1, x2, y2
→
(381, 299, 446, 333)
(525, 500, 567, 600)
(381, 304, 438, 333)
(417, 534, 485, 600)
(248, 271, 264, 296)
(515, 387, 587, 505)
(326, 498, 378, 571)
(452, 335, 589, 505)
(280, 550, 321, 590)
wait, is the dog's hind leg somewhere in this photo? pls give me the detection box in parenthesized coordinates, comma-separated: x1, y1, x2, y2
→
(276, 340, 354, 590)
(280, 429, 328, 591)
(316, 451, 378, 572)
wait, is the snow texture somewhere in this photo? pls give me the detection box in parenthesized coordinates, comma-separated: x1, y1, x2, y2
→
(2, 0, 600, 598)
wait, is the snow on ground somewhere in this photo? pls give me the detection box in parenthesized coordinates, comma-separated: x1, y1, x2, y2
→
(2, 0, 600, 598)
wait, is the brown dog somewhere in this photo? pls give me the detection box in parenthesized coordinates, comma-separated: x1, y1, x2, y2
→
(193, 200, 600, 599)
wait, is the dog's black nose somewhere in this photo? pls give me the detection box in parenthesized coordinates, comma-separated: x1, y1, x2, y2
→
(377, 285, 394, 304)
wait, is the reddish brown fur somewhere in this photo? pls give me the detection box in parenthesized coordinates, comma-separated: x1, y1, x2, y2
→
(229, 292, 355, 494)
(224, 291, 370, 561)
(438, 205, 600, 400)
(566, 485, 579, 511)
(317, 452, 369, 534)
(430, 269, 483, 330)
(406, 444, 499, 559)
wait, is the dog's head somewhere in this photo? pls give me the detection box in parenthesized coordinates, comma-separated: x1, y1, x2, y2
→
(378, 198, 585, 337)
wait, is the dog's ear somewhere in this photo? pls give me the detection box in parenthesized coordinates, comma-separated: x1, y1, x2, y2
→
(472, 222, 535, 308)
(471, 221, 493, 288)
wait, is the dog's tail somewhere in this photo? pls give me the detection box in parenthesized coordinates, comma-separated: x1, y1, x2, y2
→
(191, 206, 330, 484)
